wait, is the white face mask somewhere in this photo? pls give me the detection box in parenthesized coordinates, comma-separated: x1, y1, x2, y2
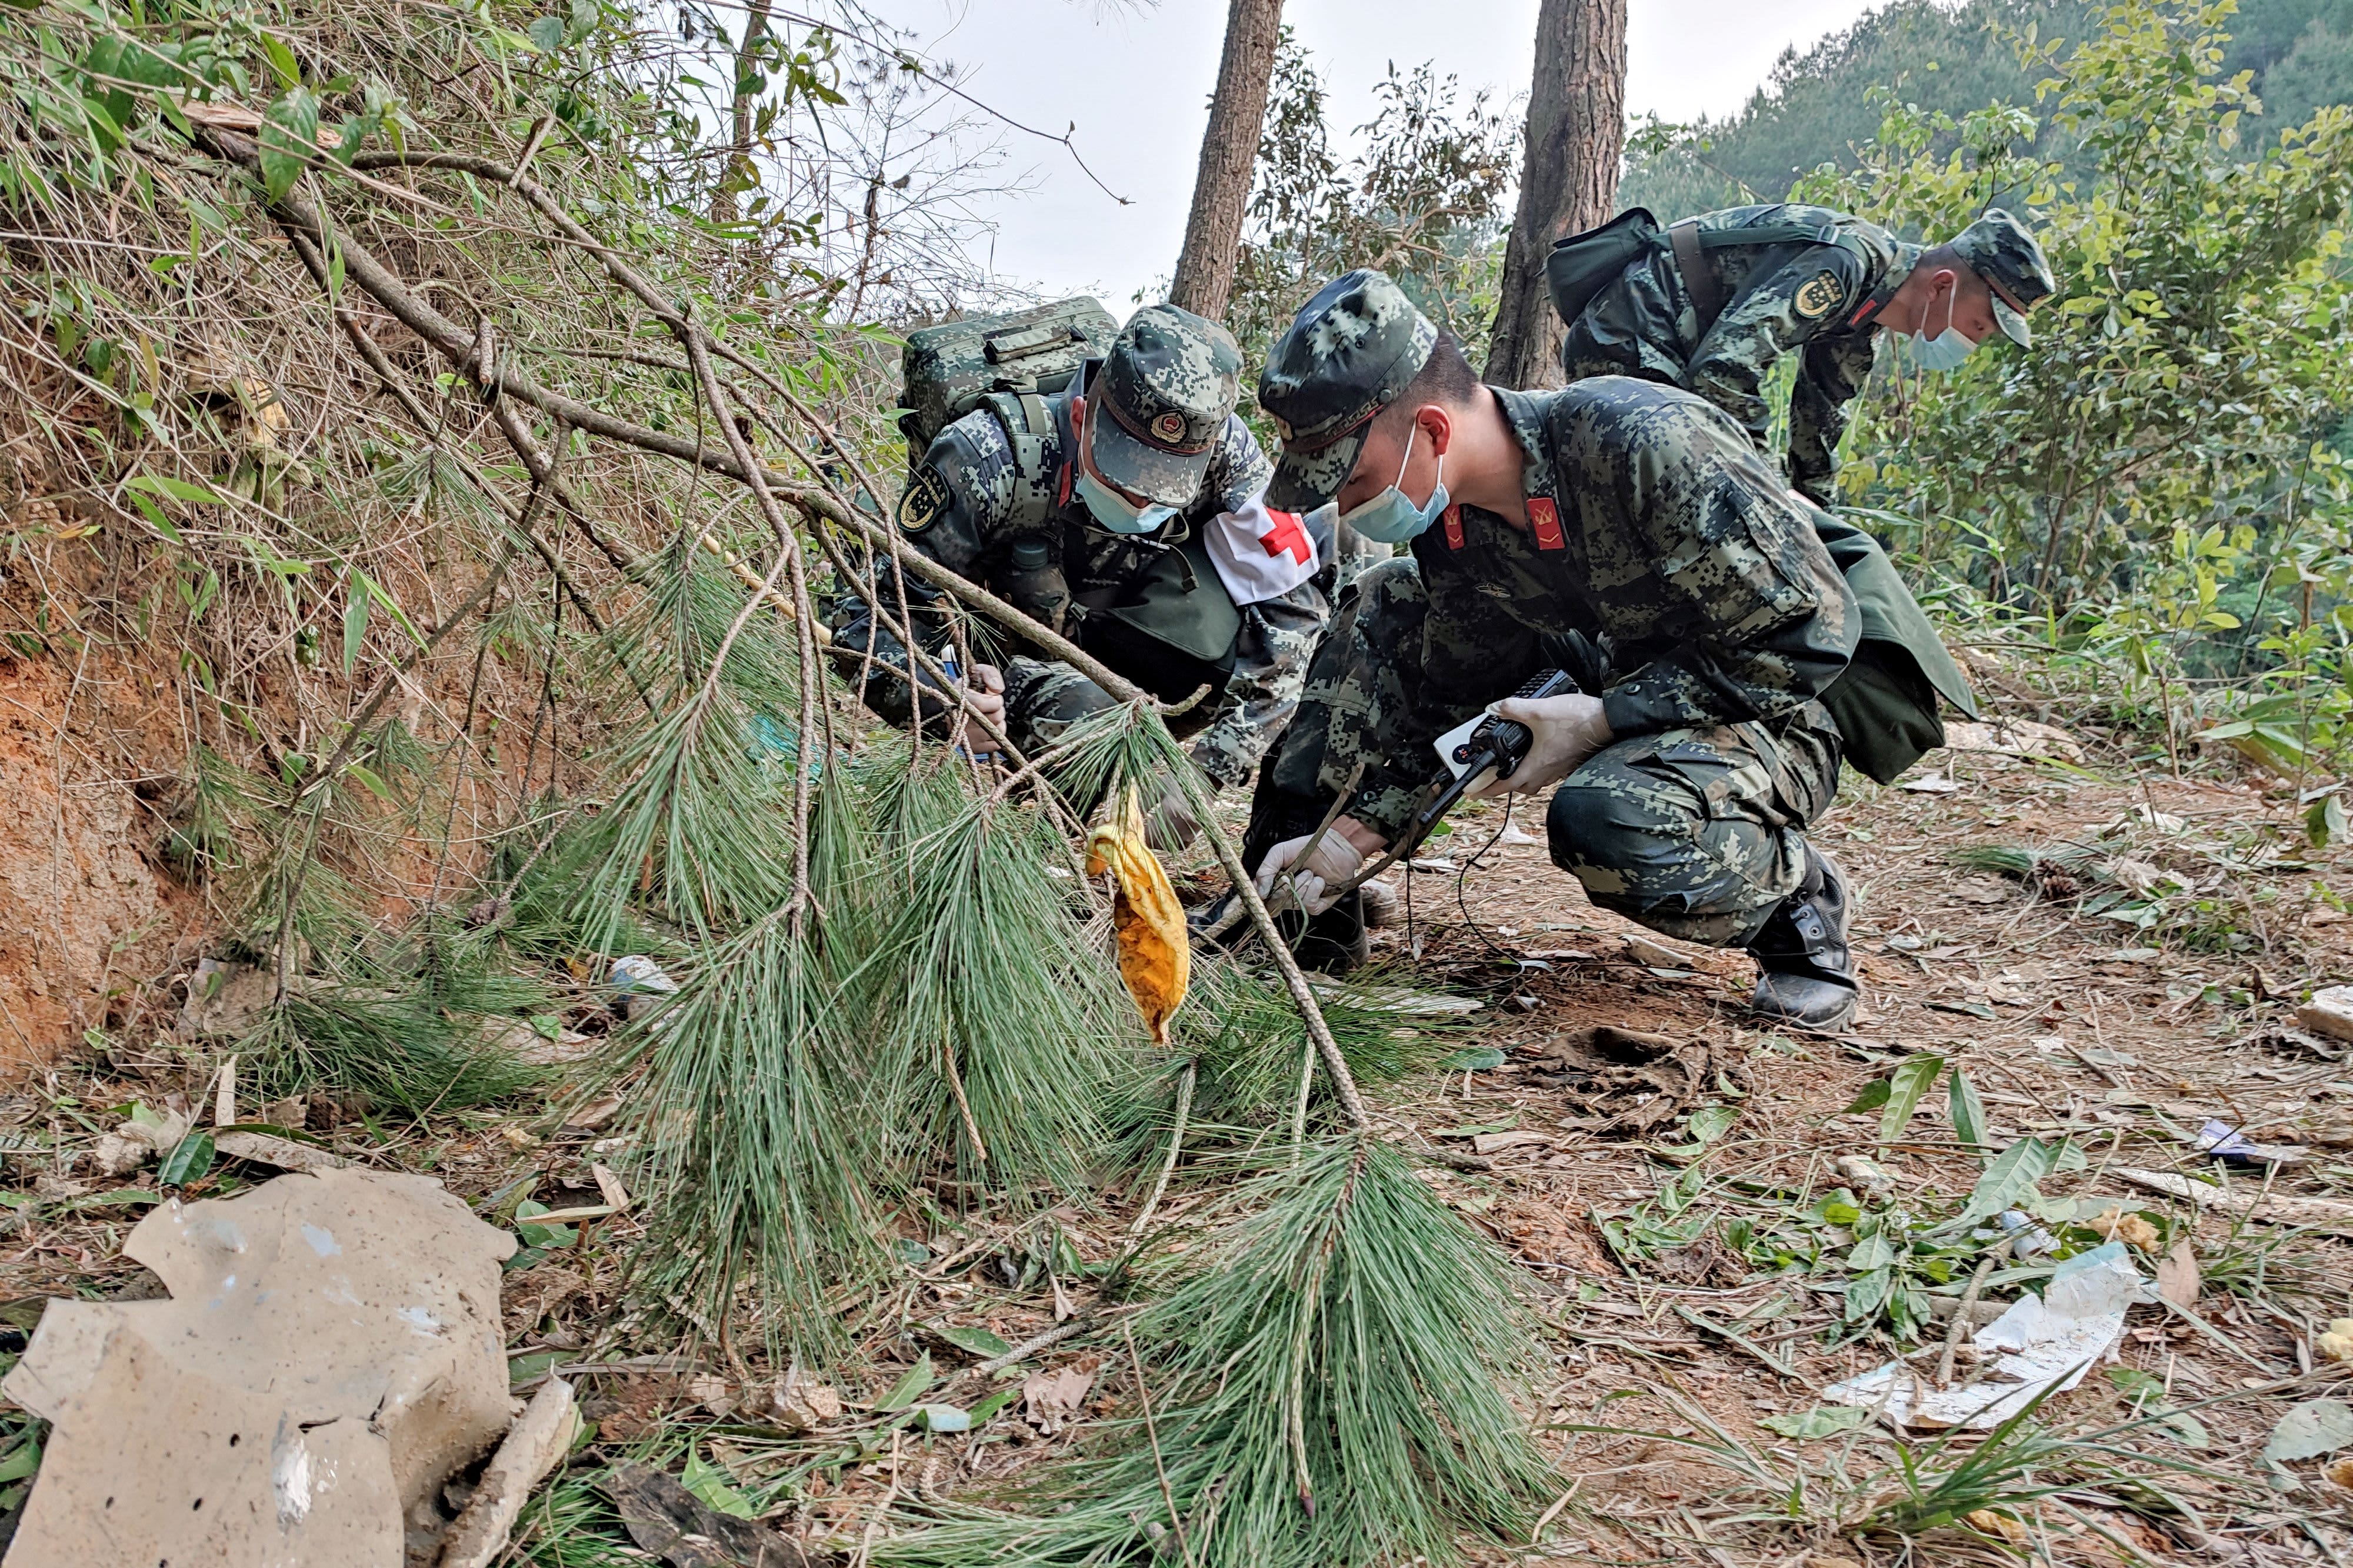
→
(1899, 280, 1979, 375)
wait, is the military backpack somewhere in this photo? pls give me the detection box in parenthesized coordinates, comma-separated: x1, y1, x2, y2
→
(1545, 208, 1842, 332)
(895, 298, 1119, 464)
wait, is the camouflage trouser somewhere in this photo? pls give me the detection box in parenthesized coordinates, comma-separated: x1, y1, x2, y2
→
(1252, 558, 1844, 948)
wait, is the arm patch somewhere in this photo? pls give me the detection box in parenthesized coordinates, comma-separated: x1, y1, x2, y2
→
(898, 462, 952, 533)
(1793, 269, 1847, 321)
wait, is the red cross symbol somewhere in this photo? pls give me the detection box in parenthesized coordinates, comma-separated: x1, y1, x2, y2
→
(1260, 507, 1312, 565)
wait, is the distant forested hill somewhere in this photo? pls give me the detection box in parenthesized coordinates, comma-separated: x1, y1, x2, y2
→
(1619, 0, 2353, 218)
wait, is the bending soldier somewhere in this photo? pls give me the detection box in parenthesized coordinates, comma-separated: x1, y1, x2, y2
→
(1558, 204, 2054, 506)
(834, 304, 1332, 846)
(1229, 271, 1977, 1032)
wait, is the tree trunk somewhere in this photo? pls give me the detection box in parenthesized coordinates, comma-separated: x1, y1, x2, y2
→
(713, 0, 772, 225)
(1484, 0, 1628, 389)
(1169, 0, 1285, 322)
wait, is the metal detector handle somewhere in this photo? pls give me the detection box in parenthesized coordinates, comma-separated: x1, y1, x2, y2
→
(1414, 668, 1581, 830)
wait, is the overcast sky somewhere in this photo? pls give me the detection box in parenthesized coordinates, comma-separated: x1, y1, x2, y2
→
(862, 0, 1888, 306)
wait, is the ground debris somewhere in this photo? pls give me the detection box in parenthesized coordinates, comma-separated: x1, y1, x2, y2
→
(604, 1462, 822, 1566)
(1529, 1024, 1737, 1136)
(2, 1169, 516, 1566)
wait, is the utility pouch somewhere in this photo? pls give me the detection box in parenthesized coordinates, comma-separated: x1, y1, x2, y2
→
(1078, 532, 1242, 705)
(1545, 207, 1661, 325)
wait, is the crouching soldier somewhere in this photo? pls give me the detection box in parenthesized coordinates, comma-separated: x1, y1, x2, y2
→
(1227, 271, 1977, 1031)
(834, 303, 1333, 847)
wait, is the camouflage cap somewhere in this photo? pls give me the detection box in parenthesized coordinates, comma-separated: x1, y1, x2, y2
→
(1949, 209, 2055, 347)
(1087, 302, 1243, 507)
(1258, 269, 1439, 512)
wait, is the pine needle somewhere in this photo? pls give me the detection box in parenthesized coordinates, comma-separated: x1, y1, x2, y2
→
(878, 1135, 1558, 1567)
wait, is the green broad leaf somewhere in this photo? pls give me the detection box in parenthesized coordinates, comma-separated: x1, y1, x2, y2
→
(1759, 1404, 1869, 1440)
(156, 1130, 215, 1187)
(2307, 795, 2348, 850)
(1684, 1104, 1739, 1144)
(124, 490, 182, 543)
(342, 567, 369, 673)
(0, 1432, 41, 1486)
(909, 1402, 969, 1433)
(967, 1388, 1018, 1425)
(260, 31, 302, 89)
(931, 1322, 1012, 1359)
(508, 1349, 562, 1385)
(343, 763, 392, 802)
(259, 88, 321, 201)
(1844, 1263, 1893, 1323)
(681, 1445, 757, 1519)
(526, 15, 566, 52)
(513, 1199, 576, 1249)
(1878, 1053, 1946, 1143)
(873, 1352, 934, 1412)
(1948, 1136, 2062, 1232)
(1847, 1232, 1894, 1271)
(126, 472, 228, 506)
(1948, 1066, 1988, 1152)
(2263, 1399, 2353, 1466)
(1438, 1047, 1508, 1072)
(1839, 1077, 1892, 1117)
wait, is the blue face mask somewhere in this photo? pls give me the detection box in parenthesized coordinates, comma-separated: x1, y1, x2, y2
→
(1339, 425, 1448, 545)
(1074, 412, 1179, 535)
(1075, 465, 1177, 535)
(1899, 286, 1979, 375)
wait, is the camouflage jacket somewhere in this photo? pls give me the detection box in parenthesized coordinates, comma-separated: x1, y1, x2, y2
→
(834, 375, 1328, 789)
(1351, 378, 1861, 839)
(1605, 203, 1912, 505)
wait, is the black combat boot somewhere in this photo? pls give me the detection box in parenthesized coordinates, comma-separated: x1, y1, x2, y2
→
(1745, 845, 1859, 1032)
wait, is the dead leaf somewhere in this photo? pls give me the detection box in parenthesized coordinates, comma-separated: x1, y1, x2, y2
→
(566, 1092, 625, 1130)
(1085, 791, 1188, 1045)
(2157, 1241, 2201, 1308)
(761, 1377, 842, 1431)
(1954, 875, 2014, 905)
(1470, 1130, 1552, 1156)
(685, 1372, 735, 1418)
(1022, 1364, 1094, 1427)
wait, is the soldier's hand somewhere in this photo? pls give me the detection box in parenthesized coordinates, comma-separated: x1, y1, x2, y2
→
(1252, 828, 1362, 916)
(950, 662, 1006, 756)
(1467, 694, 1613, 799)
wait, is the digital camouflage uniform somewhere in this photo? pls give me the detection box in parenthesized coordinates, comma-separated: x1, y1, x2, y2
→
(1559, 205, 2058, 509)
(835, 311, 1329, 789)
(1559, 202, 1912, 508)
(1257, 374, 1857, 946)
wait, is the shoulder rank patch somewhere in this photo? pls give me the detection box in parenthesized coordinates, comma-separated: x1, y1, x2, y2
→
(1527, 496, 1565, 552)
(898, 462, 951, 533)
(1793, 269, 1845, 321)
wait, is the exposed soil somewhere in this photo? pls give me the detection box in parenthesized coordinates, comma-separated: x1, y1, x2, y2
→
(5, 732, 2351, 1564)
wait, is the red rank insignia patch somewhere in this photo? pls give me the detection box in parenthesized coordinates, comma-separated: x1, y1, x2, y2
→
(1441, 504, 1465, 550)
(1527, 496, 1565, 551)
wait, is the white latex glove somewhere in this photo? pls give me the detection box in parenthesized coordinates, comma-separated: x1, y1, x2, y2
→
(949, 662, 1006, 756)
(1464, 693, 1613, 800)
(1252, 828, 1363, 916)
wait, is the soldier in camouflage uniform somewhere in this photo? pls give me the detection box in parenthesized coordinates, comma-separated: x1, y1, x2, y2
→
(834, 303, 1332, 845)
(1559, 206, 2055, 506)
(1217, 269, 1985, 1030)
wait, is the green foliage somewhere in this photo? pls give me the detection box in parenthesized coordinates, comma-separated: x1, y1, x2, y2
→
(879, 1136, 1557, 1568)
(1226, 29, 1517, 396)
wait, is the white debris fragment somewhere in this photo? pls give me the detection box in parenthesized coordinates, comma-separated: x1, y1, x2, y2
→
(1821, 1242, 2147, 1429)
(2, 1168, 516, 1567)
